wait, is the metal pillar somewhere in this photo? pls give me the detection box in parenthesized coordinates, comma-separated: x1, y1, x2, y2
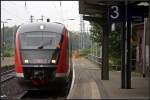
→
(96, 43, 98, 57)
(82, 21, 85, 48)
(102, 22, 109, 80)
(12, 27, 15, 56)
(121, 0, 131, 89)
(30, 15, 34, 23)
(148, 1, 150, 98)
(2, 23, 5, 60)
(126, 18, 131, 89)
(101, 8, 110, 80)
(121, 2, 127, 89)
(0, 24, 1, 60)
(149, 0, 150, 76)
(80, 14, 84, 49)
(121, 12, 126, 88)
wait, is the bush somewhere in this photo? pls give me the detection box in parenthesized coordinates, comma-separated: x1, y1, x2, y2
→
(4, 50, 13, 57)
(109, 56, 121, 71)
(80, 48, 90, 57)
(4, 47, 13, 57)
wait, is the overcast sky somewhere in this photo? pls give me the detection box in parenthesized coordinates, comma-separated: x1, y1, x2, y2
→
(1, 1, 90, 31)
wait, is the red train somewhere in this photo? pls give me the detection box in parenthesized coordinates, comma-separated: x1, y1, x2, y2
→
(15, 22, 72, 88)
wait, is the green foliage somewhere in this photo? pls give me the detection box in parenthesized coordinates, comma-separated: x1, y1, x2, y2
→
(109, 56, 121, 70)
(89, 21, 122, 70)
(69, 30, 91, 51)
(90, 22, 102, 44)
(4, 44, 13, 57)
(80, 48, 90, 57)
(108, 23, 122, 70)
(109, 31, 121, 58)
(1, 25, 18, 47)
(4, 50, 12, 57)
(1, 25, 18, 57)
(69, 31, 80, 51)
(89, 43, 102, 57)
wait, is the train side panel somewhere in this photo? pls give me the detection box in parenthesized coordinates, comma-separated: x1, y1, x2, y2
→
(15, 32, 23, 77)
(56, 28, 69, 77)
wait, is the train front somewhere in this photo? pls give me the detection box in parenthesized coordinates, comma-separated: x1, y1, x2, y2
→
(15, 23, 68, 86)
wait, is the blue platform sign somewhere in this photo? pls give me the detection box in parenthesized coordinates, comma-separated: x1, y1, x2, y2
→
(109, 5, 145, 23)
(128, 6, 144, 23)
(109, 5, 124, 22)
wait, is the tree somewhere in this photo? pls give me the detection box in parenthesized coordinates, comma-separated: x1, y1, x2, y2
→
(109, 23, 121, 59)
(69, 30, 91, 51)
(89, 22, 103, 45)
(89, 21, 122, 68)
(69, 31, 80, 51)
(1, 25, 19, 57)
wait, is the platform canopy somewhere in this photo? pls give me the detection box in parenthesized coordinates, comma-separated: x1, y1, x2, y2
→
(79, 0, 150, 88)
(79, 0, 149, 19)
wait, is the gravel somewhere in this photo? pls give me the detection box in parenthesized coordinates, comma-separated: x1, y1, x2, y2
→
(1, 78, 24, 99)
(1, 65, 14, 73)
(1, 78, 69, 99)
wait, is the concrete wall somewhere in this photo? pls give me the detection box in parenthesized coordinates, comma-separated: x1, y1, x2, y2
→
(135, 18, 149, 75)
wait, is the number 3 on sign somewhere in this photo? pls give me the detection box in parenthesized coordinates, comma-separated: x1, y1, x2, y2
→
(110, 6, 119, 19)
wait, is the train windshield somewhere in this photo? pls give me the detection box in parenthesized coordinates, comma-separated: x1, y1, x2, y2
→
(20, 32, 61, 49)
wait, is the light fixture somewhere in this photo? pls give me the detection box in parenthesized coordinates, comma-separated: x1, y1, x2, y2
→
(40, 25, 44, 30)
(51, 59, 56, 64)
(24, 59, 29, 63)
(137, 2, 149, 6)
(111, 23, 115, 31)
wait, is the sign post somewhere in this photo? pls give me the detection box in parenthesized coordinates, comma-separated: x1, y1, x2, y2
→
(109, 3, 147, 89)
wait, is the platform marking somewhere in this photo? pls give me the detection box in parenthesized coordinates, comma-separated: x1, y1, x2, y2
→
(67, 63, 75, 99)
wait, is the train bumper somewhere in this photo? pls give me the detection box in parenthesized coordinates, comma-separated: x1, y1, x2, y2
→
(16, 65, 68, 89)
(16, 73, 24, 78)
(16, 73, 67, 90)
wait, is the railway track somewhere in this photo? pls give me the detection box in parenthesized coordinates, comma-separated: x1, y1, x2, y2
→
(15, 89, 67, 99)
(1, 68, 15, 83)
(1, 69, 15, 76)
(1, 65, 73, 99)
(14, 75, 73, 99)
(16, 91, 29, 99)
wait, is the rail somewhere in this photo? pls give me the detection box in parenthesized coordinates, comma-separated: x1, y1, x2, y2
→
(1, 69, 15, 76)
(1, 69, 15, 83)
(87, 55, 137, 71)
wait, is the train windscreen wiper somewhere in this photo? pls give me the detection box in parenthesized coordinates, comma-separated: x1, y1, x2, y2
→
(37, 40, 52, 49)
(37, 45, 44, 49)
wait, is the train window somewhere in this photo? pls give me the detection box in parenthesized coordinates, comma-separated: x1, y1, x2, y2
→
(20, 32, 61, 49)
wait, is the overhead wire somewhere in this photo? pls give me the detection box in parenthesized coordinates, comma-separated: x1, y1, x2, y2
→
(2, 2, 26, 22)
(1, 6, 25, 22)
(11, 1, 31, 17)
(4, 2, 29, 19)
(3, 1, 31, 23)
(49, 1, 61, 22)
(59, 1, 64, 23)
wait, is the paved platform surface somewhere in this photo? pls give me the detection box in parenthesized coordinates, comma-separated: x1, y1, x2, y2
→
(1, 57, 149, 99)
(68, 57, 149, 99)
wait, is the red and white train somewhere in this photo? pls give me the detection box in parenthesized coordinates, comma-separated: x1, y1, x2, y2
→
(15, 22, 72, 88)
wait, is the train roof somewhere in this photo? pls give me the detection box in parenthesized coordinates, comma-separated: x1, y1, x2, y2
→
(17, 22, 65, 34)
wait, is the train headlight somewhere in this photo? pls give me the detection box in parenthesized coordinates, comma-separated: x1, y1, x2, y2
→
(24, 59, 29, 63)
(51, 59, 56, 64)
(40, 25, 44, 30)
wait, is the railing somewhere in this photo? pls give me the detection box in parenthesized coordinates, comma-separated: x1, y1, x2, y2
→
(87, 54, 145, 71)
(87, 55, 121, 70)
(87, 54, 120, 70)
(87, 54, 102, 65)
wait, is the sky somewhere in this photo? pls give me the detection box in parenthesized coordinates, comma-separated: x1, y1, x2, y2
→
(1, 1, 90, 32)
